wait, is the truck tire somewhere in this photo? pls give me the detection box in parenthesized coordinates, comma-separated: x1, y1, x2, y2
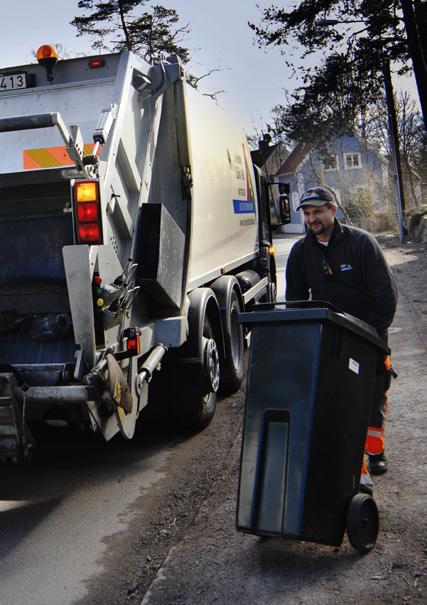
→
(220, 289, 244, 394)
(169, 289, 222, 432)
(181, 315, 219, 430)
(211, 276, 244, 395)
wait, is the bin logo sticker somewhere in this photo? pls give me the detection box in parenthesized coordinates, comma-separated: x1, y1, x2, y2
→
(348, 358, 360, 375)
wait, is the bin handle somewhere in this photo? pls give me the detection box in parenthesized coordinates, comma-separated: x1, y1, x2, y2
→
(253, 300, 344, 313)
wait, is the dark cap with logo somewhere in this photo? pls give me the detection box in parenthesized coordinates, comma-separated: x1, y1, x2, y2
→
(296, 187, 335, 210)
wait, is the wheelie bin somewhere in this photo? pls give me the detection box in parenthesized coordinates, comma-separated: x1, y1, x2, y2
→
(236, 302, 390, 554)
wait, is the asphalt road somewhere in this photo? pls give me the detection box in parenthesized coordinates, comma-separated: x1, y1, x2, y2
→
(0, 423, 174, 603)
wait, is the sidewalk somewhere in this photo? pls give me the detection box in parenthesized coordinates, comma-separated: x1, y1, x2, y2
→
(141, 239, 426, 605)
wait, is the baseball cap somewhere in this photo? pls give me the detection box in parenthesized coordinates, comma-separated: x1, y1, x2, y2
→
(296, 187, 335, 210)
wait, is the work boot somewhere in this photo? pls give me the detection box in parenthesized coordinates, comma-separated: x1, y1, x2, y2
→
(368, 452, 388, 475)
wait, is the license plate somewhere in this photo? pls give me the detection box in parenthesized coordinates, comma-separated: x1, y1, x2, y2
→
(0, 73, 27, 92)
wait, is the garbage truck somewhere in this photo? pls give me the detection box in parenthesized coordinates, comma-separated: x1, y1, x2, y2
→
(0, 45, 277, 461)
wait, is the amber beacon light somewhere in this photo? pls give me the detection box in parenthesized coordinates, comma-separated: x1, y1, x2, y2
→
(36, 44, 59, 81)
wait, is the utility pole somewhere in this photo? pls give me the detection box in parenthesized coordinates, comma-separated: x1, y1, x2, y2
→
(400, 0, 427, 129)
(400, 0, 427, 206)
(383, 61, 406, 242)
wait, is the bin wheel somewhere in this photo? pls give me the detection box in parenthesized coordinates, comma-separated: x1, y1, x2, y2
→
(346, 493, 379, 554)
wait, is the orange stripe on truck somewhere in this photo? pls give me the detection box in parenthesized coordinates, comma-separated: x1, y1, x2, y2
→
(23, 144, 99, 169)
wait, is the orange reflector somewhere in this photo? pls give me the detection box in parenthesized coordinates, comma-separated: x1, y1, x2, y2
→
(268, 246, 276, 254)
(75, 181, 98, 202)
(77, 202, 99, 223)
(77, 223, 102, 244)
(36, 44, 58, 62)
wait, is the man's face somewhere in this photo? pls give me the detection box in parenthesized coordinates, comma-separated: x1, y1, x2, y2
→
(302, 204, 336, 238)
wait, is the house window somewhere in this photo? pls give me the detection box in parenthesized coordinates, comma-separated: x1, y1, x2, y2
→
(323, 154, 338, 171)
(344, 153, 361, 169)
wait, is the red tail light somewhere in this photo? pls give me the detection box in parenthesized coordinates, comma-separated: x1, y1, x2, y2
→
(126, 330, 141, 356)
(77, 223, 101, 243)
(77, 202, 99, 223)
(73, 180, 103, 244)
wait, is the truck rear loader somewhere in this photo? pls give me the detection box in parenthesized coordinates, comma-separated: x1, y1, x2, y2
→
(0, 45, 277, 460)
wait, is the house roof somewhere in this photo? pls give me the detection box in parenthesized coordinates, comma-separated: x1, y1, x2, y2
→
(276, 142, 311, 174)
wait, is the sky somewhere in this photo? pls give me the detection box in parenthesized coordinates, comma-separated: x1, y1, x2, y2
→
(0, 0, 419, 137)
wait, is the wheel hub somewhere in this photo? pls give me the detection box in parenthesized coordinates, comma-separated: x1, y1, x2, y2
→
(203, 337, 220, 393)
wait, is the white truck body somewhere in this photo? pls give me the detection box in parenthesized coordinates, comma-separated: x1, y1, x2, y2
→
(0, 48, 275, 459)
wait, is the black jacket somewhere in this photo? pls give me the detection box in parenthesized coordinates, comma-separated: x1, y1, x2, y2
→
(286, 220, 398, 333)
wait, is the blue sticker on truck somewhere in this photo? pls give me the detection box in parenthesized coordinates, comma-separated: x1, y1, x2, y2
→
(233, 199, 256, 214)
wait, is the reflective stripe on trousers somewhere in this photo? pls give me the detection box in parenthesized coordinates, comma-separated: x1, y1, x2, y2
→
(365, 415, 386, 455)
(365, 355, 391, 456)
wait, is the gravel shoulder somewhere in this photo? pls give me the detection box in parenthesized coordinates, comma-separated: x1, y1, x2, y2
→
(139, 237, 426, 605)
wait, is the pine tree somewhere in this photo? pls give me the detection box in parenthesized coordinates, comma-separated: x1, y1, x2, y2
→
(71, 0, 190, 64)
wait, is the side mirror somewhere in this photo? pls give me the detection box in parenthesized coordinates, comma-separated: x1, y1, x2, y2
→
(267, 180, 291, 227)
(278, 194, 291, 224)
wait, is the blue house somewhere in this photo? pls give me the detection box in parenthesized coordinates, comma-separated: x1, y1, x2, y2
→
(275, 135, 390, 233)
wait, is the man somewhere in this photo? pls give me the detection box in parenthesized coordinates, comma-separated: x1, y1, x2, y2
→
(286, 186, 397, 491)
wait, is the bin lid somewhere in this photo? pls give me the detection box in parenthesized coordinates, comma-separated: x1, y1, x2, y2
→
(239, 302, 390, 354)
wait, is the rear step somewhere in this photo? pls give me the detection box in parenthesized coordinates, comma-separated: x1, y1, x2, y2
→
(0, 373, 35, 462)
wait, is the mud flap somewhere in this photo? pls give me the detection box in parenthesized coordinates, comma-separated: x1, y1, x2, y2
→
(107, 353, 133, 414)
(105, 353, 142, 440)
(63, 245, 96, 373)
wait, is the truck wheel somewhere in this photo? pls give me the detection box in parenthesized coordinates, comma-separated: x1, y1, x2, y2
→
(346, 493, 379, 554)
(211, 276, 244, 395)
(220, 289, 244, 394)
(177, 315, 220, 431)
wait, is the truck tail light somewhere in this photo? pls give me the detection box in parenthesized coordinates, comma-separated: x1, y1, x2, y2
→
(127, 335, 141, 355)
(78, 223, 102, 244)
(77, 202, 99, 223)
(115, 328, 141, 361)
(73, 180, 103, 245)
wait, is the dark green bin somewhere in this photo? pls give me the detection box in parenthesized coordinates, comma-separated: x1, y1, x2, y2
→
(237, 303, 389, 547)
